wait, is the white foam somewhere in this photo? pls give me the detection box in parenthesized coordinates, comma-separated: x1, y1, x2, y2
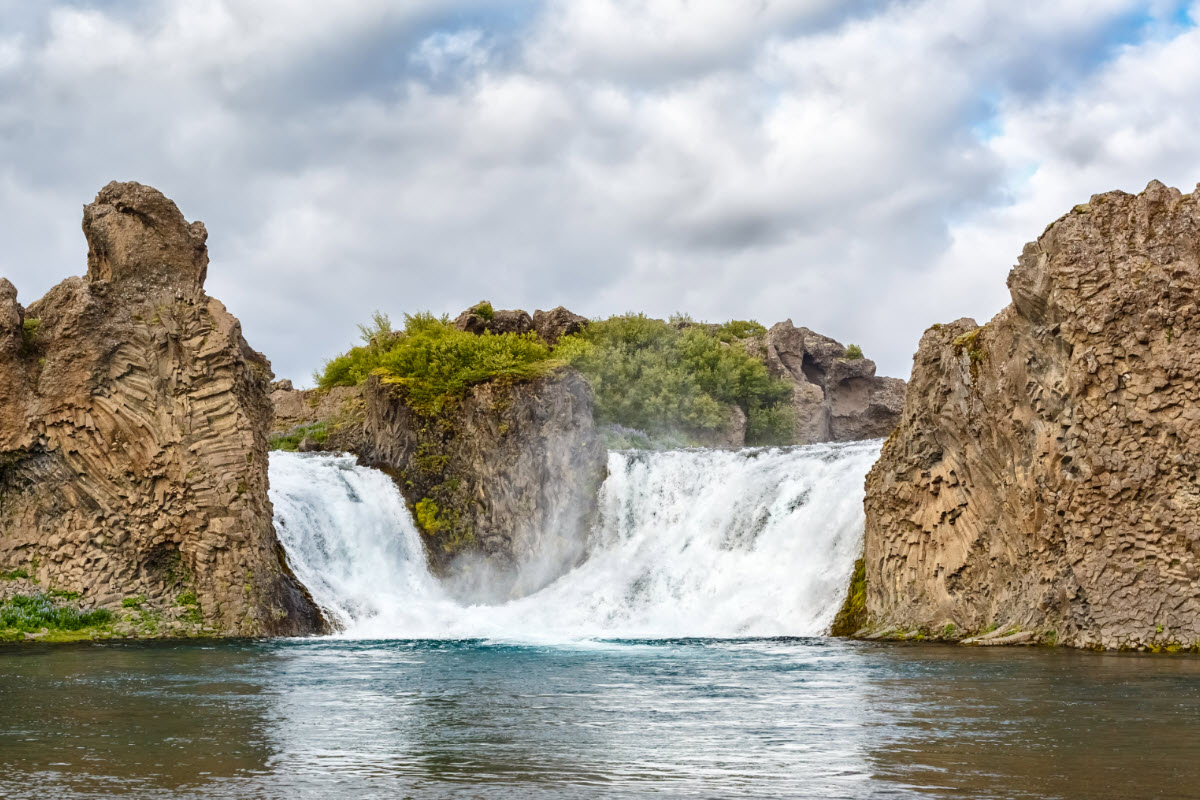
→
(269, 440, 879, 640)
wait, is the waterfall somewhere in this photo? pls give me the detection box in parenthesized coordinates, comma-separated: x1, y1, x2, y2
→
(269, 440, 880, 640)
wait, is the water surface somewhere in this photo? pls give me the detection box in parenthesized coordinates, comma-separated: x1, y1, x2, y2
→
(2, 638, 1198, 799)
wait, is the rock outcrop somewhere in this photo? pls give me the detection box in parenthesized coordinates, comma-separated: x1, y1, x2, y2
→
(357, 370, 607, 600)
(533, 306, 588, 345)
(761, 322, 905, 445)
(453, 302, 535, 336)
(862, 181, 1200, 650)
(0, 182, 324, 636)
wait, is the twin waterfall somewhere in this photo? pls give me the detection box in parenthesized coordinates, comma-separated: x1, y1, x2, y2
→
(269, 442, 880, 640)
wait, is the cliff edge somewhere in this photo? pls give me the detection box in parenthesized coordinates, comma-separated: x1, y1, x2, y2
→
(861, 180, 1200, 650)
(0, 182, 324, 637)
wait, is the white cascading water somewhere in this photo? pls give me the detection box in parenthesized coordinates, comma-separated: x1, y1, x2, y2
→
(269, 440, 880, 640)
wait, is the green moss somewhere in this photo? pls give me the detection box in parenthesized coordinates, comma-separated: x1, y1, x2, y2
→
(844, 343, 864, 360)
(19, 318, 40, 356)
(176, 591, 198, 607)
(830, 557, 867, 636)
(952, 326, 987, 377)
(469, 301, 495, 321)
(414, 497, 451, 535)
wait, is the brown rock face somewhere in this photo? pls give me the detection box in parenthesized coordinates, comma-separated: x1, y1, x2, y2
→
(863, 181, 1200, 650)
(763, 322, 905, 445)
(0, 181, 324, 636)
(357, 370, 607, 600)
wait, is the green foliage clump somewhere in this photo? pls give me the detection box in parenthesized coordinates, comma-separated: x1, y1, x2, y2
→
(20, 318, 40, 356)
(0, 568, 30, 580)
(715, 319, 767, 343)
(414, 498, 450, 535)
(844, 343, 864, 360)
(317, 311, 561, 418)
(176, 591, 198, 607)
(557, 314, 793, 445)
(269, 422, 330, 452)
(121, 595, 145, 609)
(0, 593, 113, 633)
(829, 558, 867, 636)
(469, 301, 495, 321)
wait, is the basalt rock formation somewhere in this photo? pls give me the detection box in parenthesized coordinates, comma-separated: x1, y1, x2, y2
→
(862, 180, 1200, 650)
(760, 322, 905, 445)
(358, 370, 606, 599)
(0, 182, 324, 636)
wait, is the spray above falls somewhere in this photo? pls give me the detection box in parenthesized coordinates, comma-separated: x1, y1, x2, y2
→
(269, 440, 881, 640)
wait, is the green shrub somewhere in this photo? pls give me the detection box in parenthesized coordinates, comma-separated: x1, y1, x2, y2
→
(558, 314, 793, 444)
(121, 595, 145, 609)
(715, 319, 767, 343)
(0, 593, 113, 633)
(844, 344, 864, 360)
(469, 301, 494, 320)
(316, 311, 561, 418)
(269, 422, 330, 452)
(176, 591, 198, 607)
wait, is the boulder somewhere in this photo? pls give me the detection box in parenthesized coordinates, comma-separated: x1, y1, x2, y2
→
(453, 302, 533, 336)
(533, 306, 588, 345)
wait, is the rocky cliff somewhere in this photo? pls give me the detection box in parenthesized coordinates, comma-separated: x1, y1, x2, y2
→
(861, 180, 1200, 650)
(0, 182, 324, 637)
(759, 322, 905, 445)
(357, 370, 606, 599)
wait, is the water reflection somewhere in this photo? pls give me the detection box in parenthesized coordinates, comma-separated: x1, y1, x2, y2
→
(1, 639, 1198, 799)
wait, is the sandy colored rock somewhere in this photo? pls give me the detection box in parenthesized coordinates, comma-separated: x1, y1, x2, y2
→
(0, 181, 324, 637)
(762, 322, 905, 445)
(863, 180, 1200, 650)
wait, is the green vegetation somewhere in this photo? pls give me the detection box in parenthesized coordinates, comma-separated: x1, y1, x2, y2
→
(316, 312, 561, 418)
(121, 595, 145, 609)
(844, 343, 864, 360)
(269, 422, 330, 452)
(468, 301, 494, 321)
(952, 326, 987, 375)
(715, 319, 767, 343)
(829, 558, 867, 636)
(556, 314, 793, 445)
(0, 593, 113, 641)
(20, 317, 40, 356)
(414, 497, 451, 535)
(0, 567, 30, 580)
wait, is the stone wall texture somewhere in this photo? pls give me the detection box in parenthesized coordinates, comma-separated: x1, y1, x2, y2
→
(0, 182, 324, 636)
(863, 181, 1200, 650)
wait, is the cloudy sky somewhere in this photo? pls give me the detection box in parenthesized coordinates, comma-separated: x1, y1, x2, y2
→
(1, 0, 1197, 383)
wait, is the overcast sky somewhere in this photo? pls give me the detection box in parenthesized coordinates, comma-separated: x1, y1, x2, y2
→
(1, 1, 1198, 383)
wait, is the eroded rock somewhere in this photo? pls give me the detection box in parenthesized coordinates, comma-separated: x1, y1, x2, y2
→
(862, 180, 1200, 650)
(0, 181, 324, 637)
(763, 321, 905, 444)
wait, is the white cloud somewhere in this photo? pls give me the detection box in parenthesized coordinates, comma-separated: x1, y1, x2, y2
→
(0, 0, 1195, 384)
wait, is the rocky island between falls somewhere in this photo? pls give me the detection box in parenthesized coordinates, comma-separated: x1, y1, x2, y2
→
(2, 179, 1199, 652)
